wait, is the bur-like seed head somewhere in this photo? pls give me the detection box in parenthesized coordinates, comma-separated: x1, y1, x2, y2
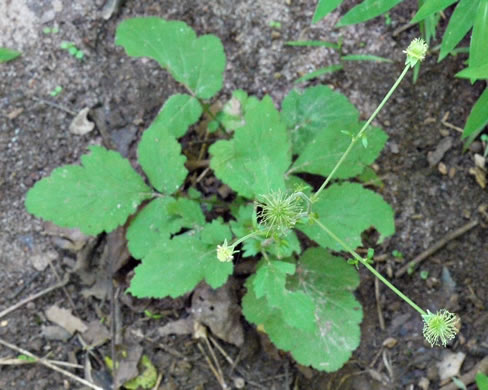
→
(216, 239, 237, 262)
(422, 309, 459, 347)
(404, 38, 428, 68)
(258, 191, 303, 236)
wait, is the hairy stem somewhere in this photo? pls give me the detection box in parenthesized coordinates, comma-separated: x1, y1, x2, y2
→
(312, 65, 410, 202)
(312, 217, 427, 317)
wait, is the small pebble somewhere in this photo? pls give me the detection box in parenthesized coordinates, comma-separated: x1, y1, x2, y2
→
(469, 141, 483, 153)
(233, 377, 245, 389)
(448, 167, 456, 178)
(382, 337, 398, 348)
(438, 162, 448, 175)
(418, 377, 430, 390)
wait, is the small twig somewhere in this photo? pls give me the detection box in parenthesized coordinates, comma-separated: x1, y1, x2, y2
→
(30, 96, 77, 116)
(208, 335, 235, 366)
(392, 22, 415, 37)
(0, 357, 83, 369)
(152, 372, 163, 390)
(47, 259, 77, 315)
(0, 275, 69, 320)
(440, 356, 488, 390)
(0, 337, 103, 390)
(197, 342, 227, 389)
(196, 167, 210, 183)
(396, 219, 479, 278)
(441, 112, 464, 133)
(375, 265, 386, 330)
(8, 271, 42, 300)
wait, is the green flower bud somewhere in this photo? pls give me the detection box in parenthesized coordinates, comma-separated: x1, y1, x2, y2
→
(422, 309, 459, 347)
(257, 190, 304, 236)
(404, 38, 428, 68)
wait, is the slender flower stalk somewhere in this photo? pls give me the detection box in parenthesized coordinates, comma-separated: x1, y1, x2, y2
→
(312, 64, 410, 202)
(311, 217, 426, 316)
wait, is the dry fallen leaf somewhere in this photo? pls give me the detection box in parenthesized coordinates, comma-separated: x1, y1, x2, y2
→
(437, 351, 466, 381)
(69, 107, 95, 135)
(190, 281, 244, 346)
(45, 305, 87, 334)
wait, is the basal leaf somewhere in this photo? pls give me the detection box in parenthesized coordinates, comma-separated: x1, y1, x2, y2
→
(210, 96, 291, 198)
(138, 125, 187, 194)
(147, 94, 202, 138)
(281, 86, 359, 155)
(461, 87, 488, 145)
(411, 0, 457, 23)
(0, 47, 21, 63)
(336, 0, 403, 27)
(439, 0, 478, 62)
(115, 17, 226, 99)
(298, 182, 394, 251)
(252, 260, 315, 331)
(291, 121, 387, 179)
(129, 220, 232, 298)
(242, 248, 362, 372)
(126, 197, 205, 259)
(469, 0, 488, 71)
(25, 146, 152, 236)
(312, 0, 344, 23)
(209, 90, 259, 133)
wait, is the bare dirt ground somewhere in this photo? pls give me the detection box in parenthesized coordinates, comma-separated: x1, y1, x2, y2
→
(1, 1, 487, 389)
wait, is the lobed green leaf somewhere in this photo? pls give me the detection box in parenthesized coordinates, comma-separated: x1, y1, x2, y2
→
(129, 219, 232, 298)
(291, 121, 387, 179)
(298, 182, 395, 251)
(126, 197, 205, 259)
(252, 260, 315, 331)
(25, 146, 152, 236)
(210, 96, 291, 198)
(115, 17, 226, 99)
(281, 86, 359, 155)
(242, 248, 362, 372)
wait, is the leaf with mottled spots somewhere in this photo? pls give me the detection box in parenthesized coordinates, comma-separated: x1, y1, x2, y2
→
(242, 248, 362, 372)
(25, 146, 152, 235)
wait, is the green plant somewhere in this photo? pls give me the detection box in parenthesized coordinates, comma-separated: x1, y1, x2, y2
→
(0, 47, 21, 63)
(25, 19, 457, 372)
(286, 37, 392, 83)
(60, 41, 84, 60)
(477, 373, 488, 390)
(311, 0, 488, 147)
(49, 85, 63, 97)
